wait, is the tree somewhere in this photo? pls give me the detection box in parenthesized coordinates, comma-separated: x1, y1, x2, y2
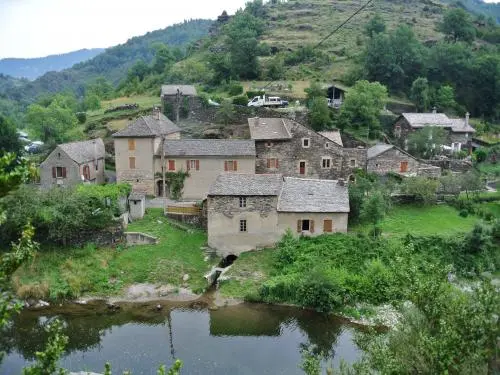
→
(127, 60, 150, 82)
(407, 126, 446, 159)
(439, 8, 476, 43)
(151, 43, 175, 74)
(401, 176, 440, 204)
(83, 92, 101, 111)
(338, 80, 388, 135)
(434, 85, 457, 113)
(230, 37, 260, 79)
(304, 81, 326, 106)
(216, 100, 234, 125)
(361, 190, 387, 236)
(0, 115, 22, 155)
(364, 14, 386, 38)
(460, 170, 483, 200)
(308, 97, 332, 131)
(410, 77, 430, 112)
(26, 101, 78, 144)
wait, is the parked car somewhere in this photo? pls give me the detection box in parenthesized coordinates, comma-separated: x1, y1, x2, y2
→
(248, 95, 288, 108)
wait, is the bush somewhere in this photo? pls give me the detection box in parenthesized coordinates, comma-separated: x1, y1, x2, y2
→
(227, 82, 244, 96)
(246, 90, 265, 99)
(459, 209, 469, 217)
(232, 95, 249, 106)
(75, 112, 87, 124)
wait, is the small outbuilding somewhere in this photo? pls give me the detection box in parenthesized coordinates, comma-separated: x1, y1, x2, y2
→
(128, 192, 146, 220)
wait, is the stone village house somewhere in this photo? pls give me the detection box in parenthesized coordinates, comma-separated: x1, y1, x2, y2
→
(40, 138, 105, 188)
(160, 84, 198, 122)
(207, 174, 349, 255)
(393, 111, 475, 152)
(367, 144, 441, 177)
(248, 117, 366, 183)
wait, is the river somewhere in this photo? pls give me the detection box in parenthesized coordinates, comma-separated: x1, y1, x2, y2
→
(0, 300, 362, 374)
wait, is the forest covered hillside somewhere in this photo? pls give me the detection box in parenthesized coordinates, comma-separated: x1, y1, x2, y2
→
(0, 49, 105, 80)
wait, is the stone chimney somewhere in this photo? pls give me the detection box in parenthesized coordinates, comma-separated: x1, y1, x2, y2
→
(432, 107, 437, 114)
(152, 107, 160, 120)
(465, 112, 470, 127)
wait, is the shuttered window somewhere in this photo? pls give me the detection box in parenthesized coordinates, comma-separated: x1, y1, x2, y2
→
(128, 139, 136, 151)
(266, 158, 279, 169)
(224, 160, 238, 172)
(83, 165, 90, 180)
(324, 219, 333, 233)
(129, 157, 136, 169)
(187, 160, 199, 171)
(168, 160, 175, 171)
(298, 219, 314, 233)
(53, 167, 66, 178)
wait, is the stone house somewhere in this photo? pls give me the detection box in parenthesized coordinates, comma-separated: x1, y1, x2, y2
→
(161, 84, 198, 121)
(393, 111, 475, 152)
(207, 173, 349, 255)
(113, 109, 181, 195)
(40, 138, 105, 188)
(367, 143, 441, 177)
(249, 118, 366, 181)
(158, 139, 256, 200)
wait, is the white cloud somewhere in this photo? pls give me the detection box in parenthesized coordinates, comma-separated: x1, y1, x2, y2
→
(0, 0, 247, 58)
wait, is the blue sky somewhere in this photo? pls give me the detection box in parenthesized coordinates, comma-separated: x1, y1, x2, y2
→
(0, 0, 498, 59)
(0, 0, 248, 58)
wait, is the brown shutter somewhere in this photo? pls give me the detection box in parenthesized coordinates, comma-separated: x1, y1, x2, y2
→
(195, 160, 200, 171)
(62, 167, 67, 178)
(310, 220, 315, 233)
(168, 160, 175, 171)
(297, 220, 302, 233)
(52, 167, 56, 178)
(267, 159, 270, 168)
(324, 219, 333, 233)
(234, 160, 238, 171)
(186, 160, 190, 171)
(224, 161, 228, 171)
(276, 159, 279, 168)
(128, 139, 135, 151)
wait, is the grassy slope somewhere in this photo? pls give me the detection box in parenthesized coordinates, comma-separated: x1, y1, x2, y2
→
(13, 209, 214, 300)
(218, 204, 481, 299)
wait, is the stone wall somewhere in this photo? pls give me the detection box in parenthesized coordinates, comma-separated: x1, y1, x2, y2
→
(66, 224, 124, 248)
(427, 158, 473, 172)
(255, 120, 345, 179)
(342, 148, 367, 178)
(368, 147, 421, 175)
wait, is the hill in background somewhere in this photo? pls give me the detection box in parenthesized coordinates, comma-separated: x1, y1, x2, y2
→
(0, 49, 105, 80)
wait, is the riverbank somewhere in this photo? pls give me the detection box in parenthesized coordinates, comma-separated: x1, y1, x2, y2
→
(12, 209, 218, 301)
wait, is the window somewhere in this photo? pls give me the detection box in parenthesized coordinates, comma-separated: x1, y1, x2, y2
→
(266, 142, 273, 148)
(129, 157, 136, 169)
(239, 197, 247, 208)
(128, 139, 136, 151)
(349, 159, 356, 168)
(53, 166, 66, 178)
(95, 160, 99, 171)
(267, 158, 279, 169)
(83, 165, 90, 180)
(224, 160, 238, 172)
(297, 219, 315, 233)
(302, 138, 310, 148)
(187, 160, 199, 171)
(322, 157, 331, 169)
(239, 219, 247, 232)
(57, 152, 61, 159)
(324, 219, 333, 233)
(299, 161, 306, 175)
(168, 160, 175, 171)
(325, 142, 330, 149)
(394, 125, 401, 138)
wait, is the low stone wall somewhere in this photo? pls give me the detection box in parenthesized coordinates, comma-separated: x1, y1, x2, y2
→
(165, 213, 206, 229)
(65, 225, 124, 247)
(426, 159, 473, 173)
(125, 232, 159, 246)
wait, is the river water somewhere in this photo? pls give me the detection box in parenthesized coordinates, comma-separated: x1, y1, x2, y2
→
(0, 300, 362, 374)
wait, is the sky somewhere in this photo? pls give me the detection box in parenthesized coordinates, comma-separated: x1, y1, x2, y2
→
(0, 0, 248, 59)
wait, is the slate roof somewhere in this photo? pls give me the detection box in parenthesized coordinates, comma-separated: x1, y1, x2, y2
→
(208, 173, 283, 196)
(402, 113, 452, 128)
(248, 117, 292, 140)
(367, 144, 394, 159)
(162, 139, 256, 157)
(161, 85, 197, 96)
(277, 177, 350, 213)
(113, 113, 181, 138)
(58, 138, 105, 164)
(319, 130, 343, 147)
(450, 118, 475, 133)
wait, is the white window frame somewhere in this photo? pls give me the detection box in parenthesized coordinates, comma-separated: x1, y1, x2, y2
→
(322, 157, 332, 169)
(239, 197, 247, 208)
(239, 219, 247, 232)
(188, 160, 198, 170)
(302, 138, 310, 148)
(349, 159, 357, 168)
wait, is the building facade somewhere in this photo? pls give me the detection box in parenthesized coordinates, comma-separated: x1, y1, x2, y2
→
(207, 174, 349, 255)
(40, 138, 105, 188)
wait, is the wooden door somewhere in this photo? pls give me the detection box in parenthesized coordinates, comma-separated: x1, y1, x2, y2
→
(400, 161, 408, 173)
(299, 161, 306, 175)
(323, 219, 333, 233)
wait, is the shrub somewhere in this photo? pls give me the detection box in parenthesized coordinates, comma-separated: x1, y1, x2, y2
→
(75, 112, 87, 124)
(246, 90, 265, 99)
(459, 209, 469, 217)
(227, 82, 244, 96)
(232, 95, 249, 106)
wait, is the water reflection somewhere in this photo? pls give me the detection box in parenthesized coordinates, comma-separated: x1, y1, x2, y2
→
(0, 301, 360, 375)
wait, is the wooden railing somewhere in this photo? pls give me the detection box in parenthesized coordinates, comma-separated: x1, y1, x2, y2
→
(166, 205, 201, 216)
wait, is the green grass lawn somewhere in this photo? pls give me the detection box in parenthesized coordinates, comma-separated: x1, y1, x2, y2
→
(352, 204, 479, 237)
(218, 248, 275, 300)
(13, 209, 214, 300)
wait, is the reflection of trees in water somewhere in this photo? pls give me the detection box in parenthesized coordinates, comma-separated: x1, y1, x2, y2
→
(0, 305, 167, 360)
(1, 302, 345, 362)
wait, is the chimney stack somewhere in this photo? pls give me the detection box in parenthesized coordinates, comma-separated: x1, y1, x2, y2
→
(152, 107, 160, 120)
(465, 112, 470, 127)
(432, 107, 437, 114)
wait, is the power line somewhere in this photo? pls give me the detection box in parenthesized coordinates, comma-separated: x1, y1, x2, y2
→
(261, 0, 375, 90)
